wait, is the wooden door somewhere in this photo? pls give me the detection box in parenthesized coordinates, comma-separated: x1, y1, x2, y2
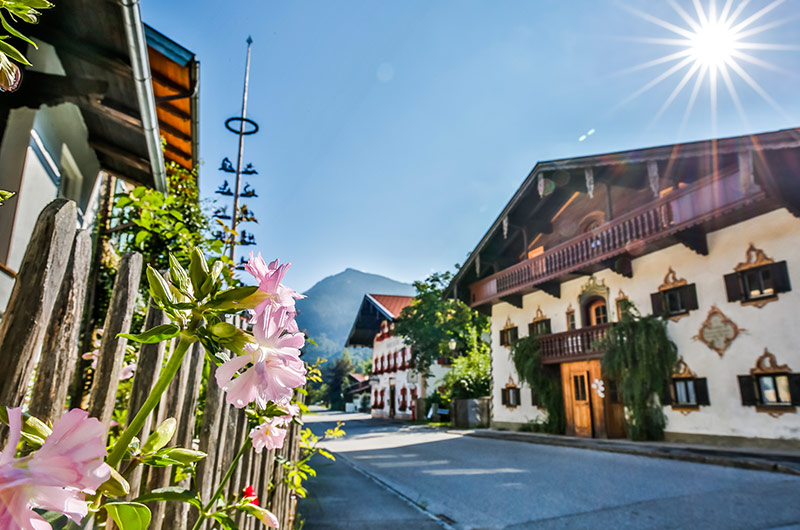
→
(562, 360, 606, 438)
(571, 371, 593, 436)
(389, 386, 396, 419)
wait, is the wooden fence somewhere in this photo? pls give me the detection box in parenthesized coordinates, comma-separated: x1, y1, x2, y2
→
(0, 199, 301, 529)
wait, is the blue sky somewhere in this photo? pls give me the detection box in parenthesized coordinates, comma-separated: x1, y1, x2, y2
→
(142, 0, 800, 292)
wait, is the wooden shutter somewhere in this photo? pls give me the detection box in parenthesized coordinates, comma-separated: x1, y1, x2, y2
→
(501, 388, 508, 405)
(528, 322, 536, 337)
(510, 327, 519, 344)
(683, 284, 699, 311)
(738, 375, 757, 406)
(650, 292, 664, 317)
(788, 374, 800, 406)
(662, 380, 673, 405)
(543, 319, 552, 334)
(724, 272, 743, 302)
(531, 389, 541, 407)
(695, 378, 710, 406)
(771, 261, 792, 294)
(500, 330, 507, 346)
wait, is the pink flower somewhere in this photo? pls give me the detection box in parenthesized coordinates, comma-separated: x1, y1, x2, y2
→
(119, 364, 137, 381)
(216, 344, 306, 409)
(81, 350, 99, 370)
(0, 408, 111, 529)
(249, 418, 288, 453)
(252, 305, 305, 352)
(245, 253, 304, 309)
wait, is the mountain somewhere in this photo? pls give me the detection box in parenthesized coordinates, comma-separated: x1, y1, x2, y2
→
(296, 268, 415, 363)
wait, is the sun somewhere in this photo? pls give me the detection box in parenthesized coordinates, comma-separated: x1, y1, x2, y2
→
(618, 0, 798, 133)
(689, 18, 738, 68)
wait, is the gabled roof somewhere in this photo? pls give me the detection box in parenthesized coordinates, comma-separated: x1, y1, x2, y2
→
(345, 294, 414, 348)
(445, 127, 800, 301)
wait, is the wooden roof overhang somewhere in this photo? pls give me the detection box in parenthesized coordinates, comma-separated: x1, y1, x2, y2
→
(145, 25, 198, 172)
(446, 128, 800, 310)
(21, 0, 166, 190)
(345, 294, 398, 348)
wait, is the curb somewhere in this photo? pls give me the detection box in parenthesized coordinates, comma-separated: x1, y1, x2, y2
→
(456, 429, 800, 476)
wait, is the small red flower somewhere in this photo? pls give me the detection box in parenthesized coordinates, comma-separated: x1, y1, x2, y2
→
(243, 485, 259, 506)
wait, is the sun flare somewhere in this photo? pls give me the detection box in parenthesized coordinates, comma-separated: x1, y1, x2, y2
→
(619, 0, 798, 133)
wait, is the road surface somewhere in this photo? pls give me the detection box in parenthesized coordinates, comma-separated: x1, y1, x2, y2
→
(298, 410, 800, 529)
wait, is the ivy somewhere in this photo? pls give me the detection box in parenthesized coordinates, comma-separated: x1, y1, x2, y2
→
(509, 336, 565, 434)
(599, 300, 677, 441)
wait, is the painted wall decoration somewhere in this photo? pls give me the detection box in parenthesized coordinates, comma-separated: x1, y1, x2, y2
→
(693, 305, 744, 356)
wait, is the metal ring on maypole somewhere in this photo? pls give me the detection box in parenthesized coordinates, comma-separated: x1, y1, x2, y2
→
(225, 117, 259, 135)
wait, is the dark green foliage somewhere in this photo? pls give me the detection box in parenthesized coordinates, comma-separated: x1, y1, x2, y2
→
(599, 300, 678, 441)
(442, 348, 491, 400)
(509, 336, 565, 434)
(395, 272, 490, 377)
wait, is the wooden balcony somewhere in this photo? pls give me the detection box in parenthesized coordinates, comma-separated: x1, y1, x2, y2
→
(539, 323, 611, 364)
(470, 170, 766, 308)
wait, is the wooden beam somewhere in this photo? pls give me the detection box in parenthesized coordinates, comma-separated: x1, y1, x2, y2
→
(500, 294, 523, 309)
(164, 142, 192, 162)
(157, 100, 191, 122)
(675, 226, 709, 256)
(604, 254, 633, 278)
(159, 120, 192, 142)
(44, 29, 131, 77)
(90, 139, 151, 173)
(80, 98, 142, 133)
(4, 72, 107, 109)
(539, 281, 561, 299)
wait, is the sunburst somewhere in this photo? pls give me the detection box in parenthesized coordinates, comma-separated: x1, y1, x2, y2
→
(618, 0, 799, 134)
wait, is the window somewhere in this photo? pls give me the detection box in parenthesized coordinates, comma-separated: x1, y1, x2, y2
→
(668, 378, 710, 407)
(739, 373, 800, 408)
(499, 326, 518, 347)
(591, 302, 608, 325)
(528, 319, 551, 337)
(573, 374, 587, 401)
(501, 387, 521, 408)
(651, 284, 698, 317)
(566, 310, 576, 330)
(724, 262, 791, 304)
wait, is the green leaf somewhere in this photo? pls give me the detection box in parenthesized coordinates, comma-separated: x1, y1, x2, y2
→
(134, 230, 149, 246)
(205, 286, 268, 311)
(118, 323, 180, 344)
(100, 467, 131, 497)
(189, 247, 209, 297)
(147, 266, 174, 306)
(0, 39, 30, 65)
(168, 253, 191, 294)
(160, 447, 206, 464)
(141, 418, 176, 454)
(211, 512, 239, 530)
(133, 486, 202, 510)
(0, 12, 36, 48)
(104, 502, 151, 530)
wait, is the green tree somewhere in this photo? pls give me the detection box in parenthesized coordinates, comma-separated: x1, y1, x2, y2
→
(441, 347, 491, 400)
(600, 300, 678, 441)
(509, 336, 565, 434)
(395, 272, 490, 378)
(325, 350, 355, 411)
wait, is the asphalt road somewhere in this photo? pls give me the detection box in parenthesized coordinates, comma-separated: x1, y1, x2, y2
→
(298, 410, 800, 530)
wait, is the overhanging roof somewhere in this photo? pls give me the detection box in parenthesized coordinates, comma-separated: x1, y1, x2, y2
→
(27, 0, 167, 190)
(446, 127, 800, 300)
(345, 294, 414, 348)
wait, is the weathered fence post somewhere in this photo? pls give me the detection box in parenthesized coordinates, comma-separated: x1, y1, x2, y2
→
(163, 342, 205, 527)
(0, 199, 76, 413)
(125, 301, 168, 499)
(28, 228, 91, 423)
(87, 251, 143, 426)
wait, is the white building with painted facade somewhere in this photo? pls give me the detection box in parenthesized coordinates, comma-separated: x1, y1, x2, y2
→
(446, 128, 800, 447)
(346, 293, 450, 420)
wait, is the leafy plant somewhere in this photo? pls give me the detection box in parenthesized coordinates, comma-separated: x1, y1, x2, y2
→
(0, 0, 54, 92)
(509, 336, 565, 434)
(395, 271, 490, 378)
(599, 299, 677, 441)
(441, 347, 491, 400)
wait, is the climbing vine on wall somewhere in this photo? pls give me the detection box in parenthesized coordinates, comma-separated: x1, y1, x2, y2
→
(600, 299, 677, 441)
(509, 336, 565, 434)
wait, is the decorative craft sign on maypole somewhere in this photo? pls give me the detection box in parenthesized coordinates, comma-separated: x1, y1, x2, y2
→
(213, 36, 260, 269)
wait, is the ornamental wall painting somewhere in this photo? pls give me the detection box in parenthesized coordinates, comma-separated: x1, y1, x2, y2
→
(693, 305, 744, 357)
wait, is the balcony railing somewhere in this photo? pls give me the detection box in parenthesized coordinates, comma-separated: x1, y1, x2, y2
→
(539, 323, 611, 364)
(470, 170, 765, 307)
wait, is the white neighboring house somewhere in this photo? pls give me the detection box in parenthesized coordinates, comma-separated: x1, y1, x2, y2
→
(346, 293, 450, 420)
(446, 128, 800, 448)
